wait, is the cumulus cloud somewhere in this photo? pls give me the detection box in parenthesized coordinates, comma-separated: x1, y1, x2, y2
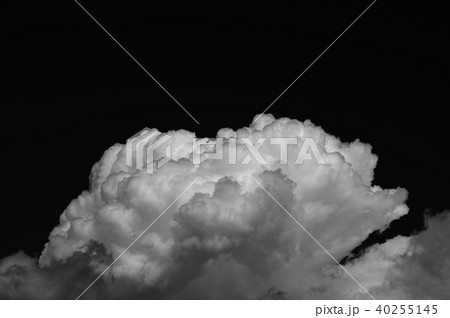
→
(0, 114, 448, 299)
(344, 213, 450, 299)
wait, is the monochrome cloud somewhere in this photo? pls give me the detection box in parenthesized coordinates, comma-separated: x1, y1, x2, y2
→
(0, 114, 448, 299)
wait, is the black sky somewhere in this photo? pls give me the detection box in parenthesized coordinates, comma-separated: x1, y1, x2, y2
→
(1, 1, 449, 259)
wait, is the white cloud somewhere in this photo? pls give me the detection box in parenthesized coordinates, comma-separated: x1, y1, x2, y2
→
(0, 114, 447, 299)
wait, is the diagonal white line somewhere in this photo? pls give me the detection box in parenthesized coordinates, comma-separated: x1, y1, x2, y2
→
(76, 177, 199, 300)
(253, 0, 377, 124)
(73, 0, 200, 125)
(251, 176, 376, 300)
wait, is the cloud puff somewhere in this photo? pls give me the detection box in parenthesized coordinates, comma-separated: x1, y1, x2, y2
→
(344, 212, 450, 299)
(0, 114, 447, 299)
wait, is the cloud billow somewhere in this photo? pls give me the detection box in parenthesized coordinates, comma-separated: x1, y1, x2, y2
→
(0, 114, 447, 299)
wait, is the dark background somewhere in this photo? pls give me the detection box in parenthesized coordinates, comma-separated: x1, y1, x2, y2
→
(1, 1, 449, 259)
